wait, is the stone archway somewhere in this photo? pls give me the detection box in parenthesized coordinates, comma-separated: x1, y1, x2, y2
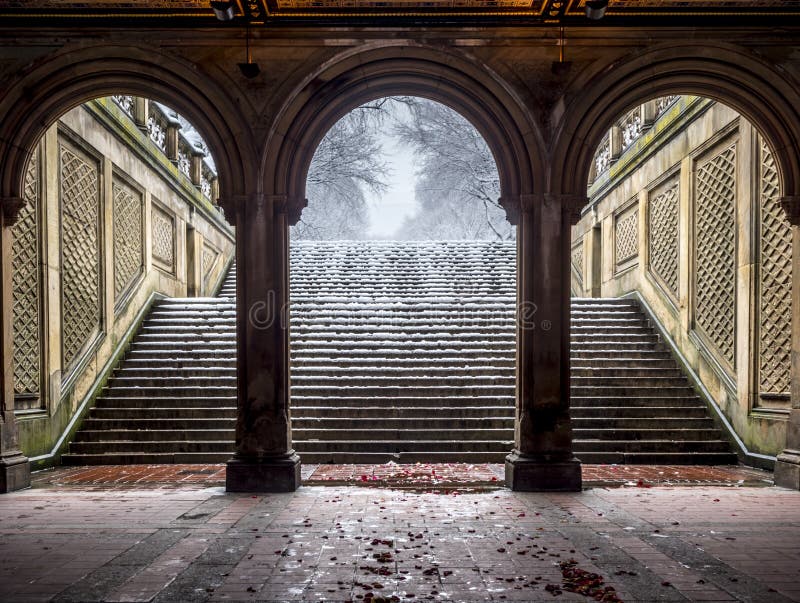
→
(224, 43, 584, 492)
(0, 43, 254, 492)
(549, 42, 800, 490)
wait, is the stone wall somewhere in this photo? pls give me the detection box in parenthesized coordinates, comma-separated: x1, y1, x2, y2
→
(572, 96, 792, 462)
(13, 97, 235, 465)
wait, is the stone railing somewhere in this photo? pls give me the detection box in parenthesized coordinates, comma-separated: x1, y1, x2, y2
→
(112, 96, 220, 204)
(574, 96, 792, 468)
(13, 96, 235, 466)
(589, 96, 680, 185)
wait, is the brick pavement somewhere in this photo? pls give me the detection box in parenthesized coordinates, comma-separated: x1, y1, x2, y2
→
(0, 464, 796, 602)
(30, 464, 773, 490)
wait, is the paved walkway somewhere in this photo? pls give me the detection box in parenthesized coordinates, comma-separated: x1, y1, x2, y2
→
(0, 464, 795, 602)
(31, 464, 773, 490)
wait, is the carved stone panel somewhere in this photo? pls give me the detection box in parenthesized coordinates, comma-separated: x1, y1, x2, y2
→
(648, 179, 680, 298)
(60, 139, 101, 372)
(201, 242, 220, 293)
(614, 204, 639, 268)
(694, 143, 737, 369)
(151, 203, 175, 273)
(12, 149, 42, 409)
(571, 239, 584, 284)
(758, 139, 792, 405)
(112, 177, 143, 301)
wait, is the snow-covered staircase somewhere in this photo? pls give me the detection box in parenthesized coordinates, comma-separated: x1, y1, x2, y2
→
(289, 242, 516, 463)
(62, 241, 736, 465)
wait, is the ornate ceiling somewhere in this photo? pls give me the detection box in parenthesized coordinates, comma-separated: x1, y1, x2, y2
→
(1, 0, 798, 22)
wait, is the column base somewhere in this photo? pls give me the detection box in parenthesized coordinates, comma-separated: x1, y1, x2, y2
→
(0, 453, 31, 493)
(774, 449, 800, 490)
(505, 452, 582, 492)
(226, 453, 301, 492)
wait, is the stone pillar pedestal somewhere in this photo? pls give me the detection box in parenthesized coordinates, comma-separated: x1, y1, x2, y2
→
(0, 197, 31, 493)
(775, 195, 800, 490)
(221, 194, 301, 493)
(505, 193, 584, 492)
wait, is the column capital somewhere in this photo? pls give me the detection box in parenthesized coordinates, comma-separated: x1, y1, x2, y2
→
(497, 196, 520, 225)
(217, 194, 247, 224)
(269, 195, 307, 226)
(779, 195, 800, 226)
(545, 193, 589, 225)
(0, 197, 25, 226)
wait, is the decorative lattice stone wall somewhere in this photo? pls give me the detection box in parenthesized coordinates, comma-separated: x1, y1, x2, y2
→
(151, 204, 175, 274)
(758, 139, 792, 403)
(648, 179, 680, 299)
(694, 143, 737, 369)
(60, 140, 102, 372)
(12, 149, 42, 409)
(615, 204, 639, 268)
(112, 178, 144, 301)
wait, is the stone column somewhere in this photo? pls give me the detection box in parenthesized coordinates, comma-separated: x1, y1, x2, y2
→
(506, 193, 583, 491)
(775, 195, 800, 489)
(0, 197, 31, 493)
(221, 193, 302, 492)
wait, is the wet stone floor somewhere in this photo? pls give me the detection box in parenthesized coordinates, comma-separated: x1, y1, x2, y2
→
(0, 465, 798, 602)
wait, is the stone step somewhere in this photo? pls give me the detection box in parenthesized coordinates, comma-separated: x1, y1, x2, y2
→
(291, 365, 516, 377)
(571, 376, 688, 387)
(293, 440, 513, 453)
(571, 428, 722, 440)
(99, 386, 235, 398)
(125, 349, 236, 359)
(290, 385, 514, 397)
(571, 439, 732, 453)
(68, 440, 236, 454)
(572, 406, 710, 418)
(571, 368, 682, 378)
(570, 385, 696, 396)
(61, 452, 234, 465)
(89, 409, 236, 421)
(291, 417, 515, 429)
(113, 367, 237, 379)
(121, 358, 237, 369)
(571, 417, 714, 429)
(572, 451, 739, 465)
(94, 396, 236, 409)
(292, 428, 513, 441)
(294, 451, 509, 464)
(73, 428, 235, 442)
(290, 347, 514, 358)
(290, 375, 515, 388)
(108, 376, 237, 389)
(570, 395, 701, 407)
(290, 356, 516, 368)
(81, 418, 236, 433)
(291, 405, 514, 418)
(570, 357, 675, 368)
(291, 340, 513, 351)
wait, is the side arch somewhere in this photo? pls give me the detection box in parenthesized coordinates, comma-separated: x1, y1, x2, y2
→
(260, 42, 547, 222)
(0, 43, 255, 204)
(551, 42, 800, 197)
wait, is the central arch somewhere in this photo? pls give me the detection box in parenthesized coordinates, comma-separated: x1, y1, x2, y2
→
(227, 43, 584, 492)
(262, 43, 546, 221)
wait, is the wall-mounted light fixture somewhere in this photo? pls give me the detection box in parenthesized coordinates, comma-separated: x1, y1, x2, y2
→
(237, 23, 261, 78)
(210, 0, 235, 21)
(585, 0, 608, 20)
